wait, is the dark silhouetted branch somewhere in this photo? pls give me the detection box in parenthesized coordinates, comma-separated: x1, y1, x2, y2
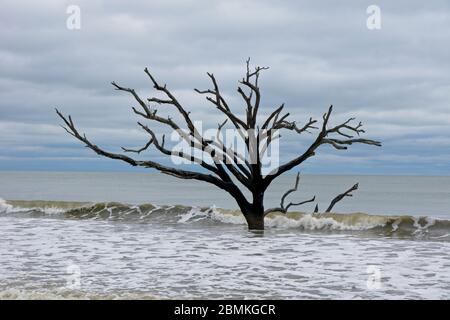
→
(263, 106, 381, 188)
(264, 173, 315, 216)
(325, 183, 359, 213)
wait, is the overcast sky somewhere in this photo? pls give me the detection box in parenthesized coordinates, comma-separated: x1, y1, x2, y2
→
(1, 0, 449, 175)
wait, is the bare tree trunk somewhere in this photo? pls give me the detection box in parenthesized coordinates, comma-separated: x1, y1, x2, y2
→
(243, 211, 265, 230)
(241, 190, 265, 230)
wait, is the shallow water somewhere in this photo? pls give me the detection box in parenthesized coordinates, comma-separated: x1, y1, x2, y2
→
(1, 171, 450, 299)
(0, 201, 449, 299)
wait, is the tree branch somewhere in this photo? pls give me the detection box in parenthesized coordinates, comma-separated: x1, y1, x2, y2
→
(263, 105, 381, 188)
(195, 72, 248, 130)
(55, 108, 247, 197)
(134, 122, 220, 175)
(215, 119, 252, 179)
(274, 117, 318, 134)
(143, 67, 197, 138)
(325, 183, 359, 213)
(264, 172, 315, 216)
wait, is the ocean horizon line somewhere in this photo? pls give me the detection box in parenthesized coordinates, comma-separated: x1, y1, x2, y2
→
(1, 169, 449, 178)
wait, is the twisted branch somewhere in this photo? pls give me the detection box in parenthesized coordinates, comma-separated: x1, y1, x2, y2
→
(264, 173, 316, 216)
(264, 105, 381, 188)
(325, 183, 359, 213)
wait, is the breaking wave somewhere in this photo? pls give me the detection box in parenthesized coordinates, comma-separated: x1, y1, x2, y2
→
(0, 280, 165, 300)
(0, 287, 162, 300)
(1, 198, 450, 240)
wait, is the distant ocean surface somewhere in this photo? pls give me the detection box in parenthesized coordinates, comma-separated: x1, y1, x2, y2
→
(2, 171, 450, 217)
(1, 171, 450, 299)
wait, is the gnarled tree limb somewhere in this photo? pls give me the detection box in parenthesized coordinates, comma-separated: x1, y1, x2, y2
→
(264, 173, 316, 216)
(325, 183, 359, 213)
(263, 106, 381, 189)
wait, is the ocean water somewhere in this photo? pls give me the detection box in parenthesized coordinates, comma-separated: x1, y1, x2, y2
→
(0, 171, 450, 299)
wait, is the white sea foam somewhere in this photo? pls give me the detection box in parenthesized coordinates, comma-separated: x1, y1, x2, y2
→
(0, 198, 16, 213)
(412, 216, 436, 233)
(180, 207, 383, 230)
(205, 206, 246, 225)
(0, 198, 66, 215)
(179, 207, 390, 231)
(0, 287, 162, 300)
(1, 215, 449, 299)
(2, 199, 450, 238)
(264, 214, 383, 230)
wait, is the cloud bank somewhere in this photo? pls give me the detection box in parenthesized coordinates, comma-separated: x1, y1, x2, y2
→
(1, 0, 449, 175)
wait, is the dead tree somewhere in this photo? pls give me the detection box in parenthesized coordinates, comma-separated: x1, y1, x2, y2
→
(56, 60, 381, 230)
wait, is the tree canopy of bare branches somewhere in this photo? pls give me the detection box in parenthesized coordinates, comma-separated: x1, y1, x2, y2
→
(57, 59, 381, 230)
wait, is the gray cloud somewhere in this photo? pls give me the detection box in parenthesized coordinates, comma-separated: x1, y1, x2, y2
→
(1, 0, 449, 174)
